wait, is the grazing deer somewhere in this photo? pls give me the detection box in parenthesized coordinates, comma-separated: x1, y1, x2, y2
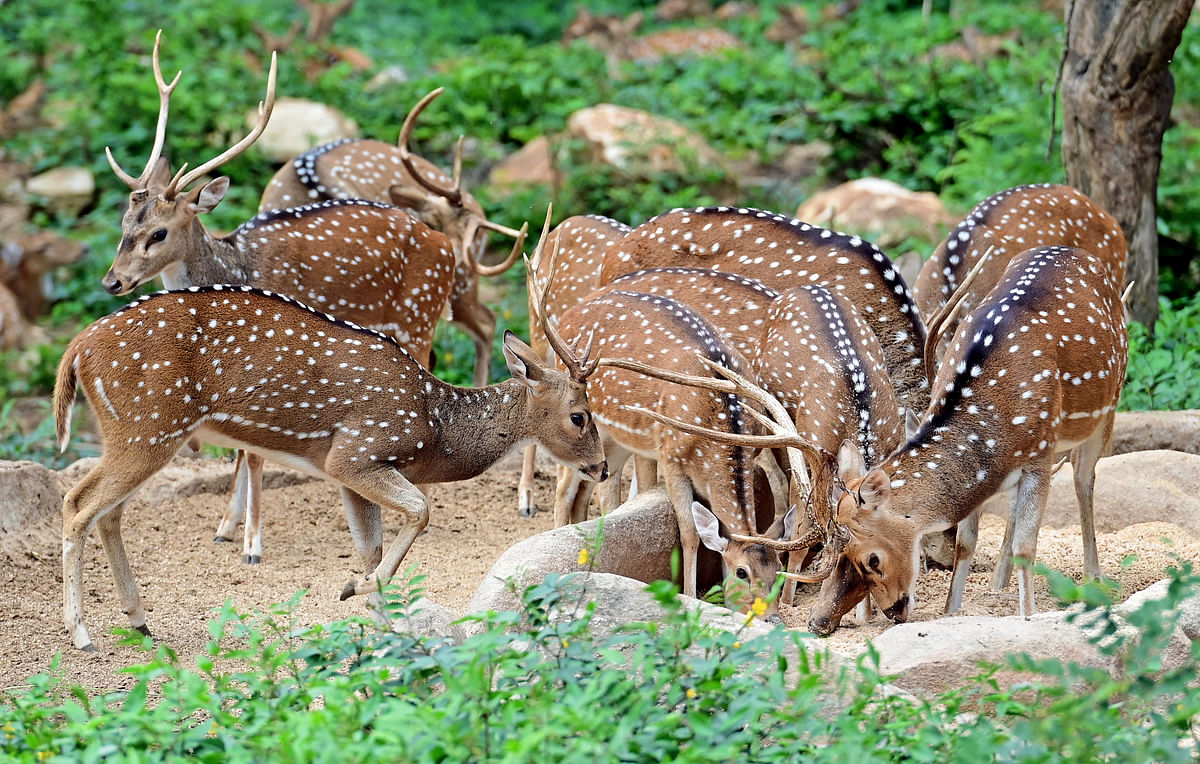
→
(912, 183, 1126, 355)
(562, 8, 742, 75)
(535, 220, 787, 613)
(259, 88, 528, 388)
(794, 245, 1129, 634)
(519, 214, 632, 517)
(54, 282, 606, 652)
(102, 33, 517, 564)
(600, 206, 930, 418)
(1, 229, 88, 321)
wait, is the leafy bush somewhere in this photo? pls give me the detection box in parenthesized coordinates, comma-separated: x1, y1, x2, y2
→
(2, 561, 1198, 761)
(1121, 294, 1200, 411)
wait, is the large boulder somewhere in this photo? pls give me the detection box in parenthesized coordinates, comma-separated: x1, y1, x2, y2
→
(24, 166, 95, 218)
(487, 135, 558, 191)
(565, 104, 728, 180)
(1115, 579, 1199, 661)
(251, 98, 359, 163)
(867, 611, 1114, 697)
(981, 450, 1200, 537)
(392, 597, 466, 644)
(794, 178, 955, 250)
(466, 487, 678, 626)
(1111, 410, 1200, 456)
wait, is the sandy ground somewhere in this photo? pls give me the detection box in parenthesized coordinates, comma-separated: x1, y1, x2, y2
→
(2, 451, 1197, 694)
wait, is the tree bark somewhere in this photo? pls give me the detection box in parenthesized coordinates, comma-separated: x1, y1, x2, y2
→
(1060, 0, 1192, 326)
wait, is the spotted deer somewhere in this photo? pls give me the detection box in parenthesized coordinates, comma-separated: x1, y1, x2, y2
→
(912, 183, 1127, 359)
(601, 206, 930, 419)
(536, 224, 788, 614)
(259, 87, 529, 387)
(101, 33, 520, 565)
(53, 283, 606, 652)
(519, 214, 632, 517)
(790, 245, 1129, 634)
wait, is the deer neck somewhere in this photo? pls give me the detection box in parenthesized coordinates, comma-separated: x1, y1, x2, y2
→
(163, 222, 257, 289)
(883, 425, 1016, 532)
(408, 379, 538, 483)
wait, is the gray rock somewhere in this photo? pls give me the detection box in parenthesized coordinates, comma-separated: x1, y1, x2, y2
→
(565, 104, 728, 180)
(867, 612, 1115, 697)
(794, 178, 955, 250)
(1111, 410, 1200, 456)
(1117, 578, 1200, 651)
(982, 450, 1200, 537)
(0, 459, 64, 535)
(392, 597, 466, 644)
(466, 487, 678, 626)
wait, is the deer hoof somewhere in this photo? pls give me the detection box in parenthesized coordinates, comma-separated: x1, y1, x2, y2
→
(518, 503, 537, 518)
(80, 642, 98, 653)
(339, 581, 356, 601)
(214, 535, 232, 543)
(135, 624, 152, 638)
(244, 555, 261, 565)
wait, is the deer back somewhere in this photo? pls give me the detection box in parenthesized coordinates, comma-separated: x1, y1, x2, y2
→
(602, 206, 929, 415)
(913, 183, 1126, 329)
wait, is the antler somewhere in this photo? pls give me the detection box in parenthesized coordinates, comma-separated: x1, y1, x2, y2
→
(105, 30, 182, 191)
(160, 48, 278, 198)
(525, 205, 599, 382)
(922, 244, 993, 383)
(610, 353, 852, 582)
(395, 87, 527, 276)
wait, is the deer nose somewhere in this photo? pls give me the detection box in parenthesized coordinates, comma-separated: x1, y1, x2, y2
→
(808, 613, 836, 636)
(103, 272, 126, 295)
(883, 594, 910, 623)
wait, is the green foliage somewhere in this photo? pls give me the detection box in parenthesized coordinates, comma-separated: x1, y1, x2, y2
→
(3, 563, 1198, 761)
(1121, 293, 1200, 411)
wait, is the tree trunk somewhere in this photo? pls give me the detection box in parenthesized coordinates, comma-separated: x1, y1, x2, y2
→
(1060, 0, 1192, 326)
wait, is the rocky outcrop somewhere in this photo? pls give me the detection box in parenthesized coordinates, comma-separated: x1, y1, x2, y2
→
(251, 98, 359, 163)
(794, 178, 955, 249)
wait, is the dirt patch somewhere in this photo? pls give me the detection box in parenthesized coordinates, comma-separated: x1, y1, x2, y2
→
(2, 454, 1197, 693)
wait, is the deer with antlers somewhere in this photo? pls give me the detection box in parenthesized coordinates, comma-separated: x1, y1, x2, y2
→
(600, 206, 930, 420)
(259, 88, 528, 388)
(102, 33, 528, 565)
(528, 220, 790, 615)
(54, 278, 606, 652)
(792, 244, 1129, 633)
(519, 214, 632, 517)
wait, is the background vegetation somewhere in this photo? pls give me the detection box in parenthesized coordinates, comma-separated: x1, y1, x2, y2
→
(1, 1, 1198, 447)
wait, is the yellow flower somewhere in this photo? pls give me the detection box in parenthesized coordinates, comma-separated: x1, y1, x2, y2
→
(686, 688, 697, 699)
(37, 752, 51, 762)
(733, 641, 741, 649)
(751, 598, 768, 617)
(561, 639, 570, 648)
(577, 548, 590, 566)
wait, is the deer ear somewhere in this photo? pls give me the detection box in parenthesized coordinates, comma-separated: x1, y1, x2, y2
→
(691, 501, 727, 553)
(857, 469, 892, 507)
(189, 177, 230, 214)
(904, 408, 921, 438)
(388, 184, 433, 214)
(837, 439, 866, 483)
(503, 330, 548, 387)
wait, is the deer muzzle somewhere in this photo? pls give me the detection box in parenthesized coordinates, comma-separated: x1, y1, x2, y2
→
(882, 593, 910, 623)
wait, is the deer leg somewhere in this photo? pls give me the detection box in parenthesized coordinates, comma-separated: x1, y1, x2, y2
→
(597, 443, 633, 513)
(758, 448, 789, 519)
(1010, 464, 1053, 617)
(945, 510, 980, 614)
(449, 275, 496, 388)
(518, 443, 539, 518)
(1072, 411, 1113, 581)
(554, 463, 599, 527)
(634, 455, 658, 496)
(991, 487, 1019, 590)
(62, 449, 174, 651)
(332, 464, 428, 605)
(241, 452, 266, 564)
(339, 488, 386, 614)
(662, 462, 699, 598)
(214, 450, 249, 542)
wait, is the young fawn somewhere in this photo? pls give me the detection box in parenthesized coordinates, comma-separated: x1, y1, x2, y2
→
(54, 284, 606, 652)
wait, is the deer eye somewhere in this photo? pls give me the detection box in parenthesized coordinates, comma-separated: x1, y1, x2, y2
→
(735, 567, 749, 580)
(570, 412, 586, 428)
(150, 229, 168, 243)
(868, 553, 882, 574)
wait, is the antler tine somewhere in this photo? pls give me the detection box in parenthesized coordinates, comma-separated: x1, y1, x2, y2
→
(923, 244, 993, 382)
(164, 50, 278, 198)
(473, 220, 530, 277)
(731, 525, 825, 553)
(599, 357, 738, 394)
(396, 87, 463, 207)
(525, 206, 593, 381)
(106, 30, 183, 190)
(779, 546, 841, 583)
